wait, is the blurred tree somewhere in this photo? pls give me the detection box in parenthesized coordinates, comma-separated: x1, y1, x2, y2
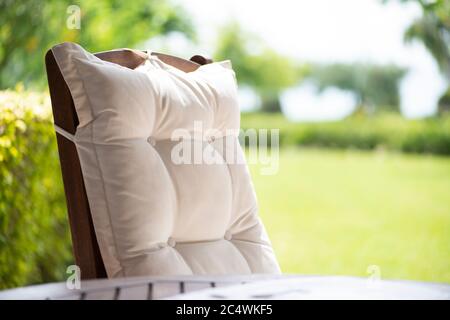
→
(384, 0, 450, 114)
(306, 63, 407, 114)
(438, 88, 450, 114)
(0, 0, 194, 89)
(214, 22, 303, 113)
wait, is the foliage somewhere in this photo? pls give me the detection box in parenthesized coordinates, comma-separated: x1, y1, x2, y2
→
(384, 0, 450, 114)
(404, 0, 450, 115)
(214, 22, 303, 113)
(241, 112, 450, 155)
(305, 63, 407, 114)
(0, 87, 71, 289)
(0, 0, 194, 89)
(393, 0, 450, 79)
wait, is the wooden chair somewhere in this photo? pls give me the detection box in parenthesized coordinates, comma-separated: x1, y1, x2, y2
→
(45, 47, 212, 279)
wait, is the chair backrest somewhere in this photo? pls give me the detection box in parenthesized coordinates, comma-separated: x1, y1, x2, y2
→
(45, 48, 209, 279)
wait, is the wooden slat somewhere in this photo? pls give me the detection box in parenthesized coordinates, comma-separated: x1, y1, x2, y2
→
(184, 281, 214, 293)
(83, 288, 118, 300)
(152, 282, 182, 300)
(45, 50, 107, 279)
(117, 285, 149, 300)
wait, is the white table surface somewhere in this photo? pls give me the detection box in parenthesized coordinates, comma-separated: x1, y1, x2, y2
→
(170, 276, 450, 300)
(0, 275, 448, 300)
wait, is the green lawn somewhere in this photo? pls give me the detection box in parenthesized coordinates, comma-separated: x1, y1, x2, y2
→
(249, 148, 450, 283)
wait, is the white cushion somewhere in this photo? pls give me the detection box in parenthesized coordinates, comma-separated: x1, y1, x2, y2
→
(51, 42, 280, 277)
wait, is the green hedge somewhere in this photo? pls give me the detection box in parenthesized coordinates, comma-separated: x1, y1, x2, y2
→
(241, 112, 450, 155)
(0, 87, 72, 289)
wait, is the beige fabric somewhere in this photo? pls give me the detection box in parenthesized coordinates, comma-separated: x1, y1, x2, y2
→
(51, 42, 280, 277)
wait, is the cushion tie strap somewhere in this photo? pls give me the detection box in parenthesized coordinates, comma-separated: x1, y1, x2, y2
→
(146, 49, 153, 60)
(54, 124, 75, 142)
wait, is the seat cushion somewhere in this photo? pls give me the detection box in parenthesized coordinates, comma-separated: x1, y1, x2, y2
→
(51, 42, 280, 277)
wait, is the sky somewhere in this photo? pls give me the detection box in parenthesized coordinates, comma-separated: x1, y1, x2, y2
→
(151, 0, 448, 121)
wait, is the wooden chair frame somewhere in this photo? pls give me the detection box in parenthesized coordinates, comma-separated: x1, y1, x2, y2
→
(45, 47, 210, 279)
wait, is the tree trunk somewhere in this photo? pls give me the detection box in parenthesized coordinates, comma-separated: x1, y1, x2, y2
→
(260, 95, 282, 113)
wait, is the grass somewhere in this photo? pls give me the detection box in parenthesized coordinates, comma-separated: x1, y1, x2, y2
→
(248, 147, 450, 283)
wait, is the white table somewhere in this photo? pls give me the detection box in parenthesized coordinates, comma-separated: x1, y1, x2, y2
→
(171, 276, 450, 300)
(0, 275, 448, 300)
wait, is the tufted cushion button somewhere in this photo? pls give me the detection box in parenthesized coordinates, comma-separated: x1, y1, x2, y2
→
(147, 136, 156, 146)
(167, 237, 176, 247)
(224, 231, 232, 241)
